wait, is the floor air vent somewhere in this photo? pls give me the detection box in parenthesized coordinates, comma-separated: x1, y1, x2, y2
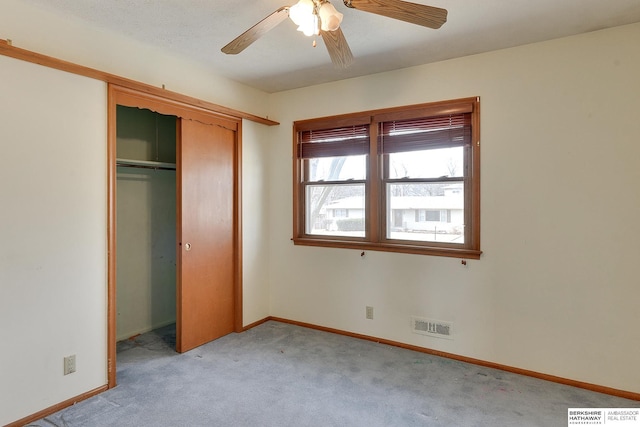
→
(411, 316, 453, 340)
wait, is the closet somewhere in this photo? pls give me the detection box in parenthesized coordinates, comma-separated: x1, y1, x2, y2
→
(108, 86, 241, 386)
(116, 106, 177, 343)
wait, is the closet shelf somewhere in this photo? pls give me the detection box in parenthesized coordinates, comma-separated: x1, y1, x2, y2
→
(116, 158, 176, 170)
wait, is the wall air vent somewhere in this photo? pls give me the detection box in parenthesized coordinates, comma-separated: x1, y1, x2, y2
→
(411, 316, 453, 340)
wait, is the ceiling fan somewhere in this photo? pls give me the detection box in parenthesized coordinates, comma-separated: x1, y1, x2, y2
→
(221, 0, 447, 68)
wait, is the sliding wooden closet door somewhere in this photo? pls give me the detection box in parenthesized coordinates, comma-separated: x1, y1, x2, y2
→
(177, 117, 236, 353)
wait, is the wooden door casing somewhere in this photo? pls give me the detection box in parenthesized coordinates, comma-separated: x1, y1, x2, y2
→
(108, 85, 243, 387)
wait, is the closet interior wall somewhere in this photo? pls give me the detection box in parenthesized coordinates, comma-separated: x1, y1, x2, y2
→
(116, 105, 177, 342)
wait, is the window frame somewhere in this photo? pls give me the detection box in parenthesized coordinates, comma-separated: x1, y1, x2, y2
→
(292, 97, 481, 259)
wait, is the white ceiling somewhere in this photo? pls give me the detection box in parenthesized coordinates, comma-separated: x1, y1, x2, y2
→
(21, 0, 640, 93)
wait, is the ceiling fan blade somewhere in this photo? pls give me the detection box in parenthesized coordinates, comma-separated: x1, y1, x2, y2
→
(345, 0, 447, 29)
(321, 28, 354, 69)
(221, 6, 290, 54)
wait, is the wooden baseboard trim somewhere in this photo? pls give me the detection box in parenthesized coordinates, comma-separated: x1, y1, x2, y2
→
(10, 316, 637, 425)
(7, 384, 109, 427)
(242, 317, 272, 331)
(265, 316, 640, 402)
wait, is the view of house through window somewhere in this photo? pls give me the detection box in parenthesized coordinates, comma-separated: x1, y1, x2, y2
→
(294, 97, 481, 259)
(382, 115, 468, 244)
(306, 154, 366, 237)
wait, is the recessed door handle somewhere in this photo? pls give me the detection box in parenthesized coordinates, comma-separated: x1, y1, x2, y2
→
(185, 243, 192, 251)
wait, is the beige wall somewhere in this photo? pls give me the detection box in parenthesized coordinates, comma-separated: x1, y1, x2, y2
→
(1, 0, 639, 423)
(0, 56, 108, 425)
(242, 120, 273, 325)
(0, 0, 271, 119)
(0, 2, 272, 424)
(267, 22, 640, 394)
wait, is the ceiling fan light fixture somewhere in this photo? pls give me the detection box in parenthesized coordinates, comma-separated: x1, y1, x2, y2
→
(289, 0, 314, 26)
(319, 2, 343, 32)
(222, 0, 447, 70)
(300, 14, 320, 36)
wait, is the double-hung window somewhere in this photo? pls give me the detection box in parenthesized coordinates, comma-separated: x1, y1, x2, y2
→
(293, 97, 481, 259)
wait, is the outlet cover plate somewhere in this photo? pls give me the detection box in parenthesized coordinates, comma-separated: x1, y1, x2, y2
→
(366, 306, 374, 320)
(64, 355, 76, 375)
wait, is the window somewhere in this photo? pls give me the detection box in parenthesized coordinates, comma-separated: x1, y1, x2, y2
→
(416, 210, 442, 222)
(293, 97, 481, 259)
(333, 209, 349, 218)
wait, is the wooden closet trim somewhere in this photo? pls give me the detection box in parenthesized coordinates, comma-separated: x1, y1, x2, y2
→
(108, 84, 244, 388)
(112, 86, 240, 129)
(0, 38, 279, 126)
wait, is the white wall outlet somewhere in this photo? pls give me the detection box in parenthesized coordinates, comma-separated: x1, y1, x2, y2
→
(366, 306, 374, 320)
(64, 355, 76, 375)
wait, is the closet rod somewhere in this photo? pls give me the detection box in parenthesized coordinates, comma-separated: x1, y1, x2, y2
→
(116, 158, 176, 171)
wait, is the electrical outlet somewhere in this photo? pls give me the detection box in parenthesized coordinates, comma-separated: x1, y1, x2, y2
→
(366, 306, 374, 320)
(64, 355, 76, 375)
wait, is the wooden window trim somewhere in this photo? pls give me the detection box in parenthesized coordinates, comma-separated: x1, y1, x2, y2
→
(292, 97, 481, 260)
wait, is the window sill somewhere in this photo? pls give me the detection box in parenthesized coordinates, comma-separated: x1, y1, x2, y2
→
(292, 237, 482, 260)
